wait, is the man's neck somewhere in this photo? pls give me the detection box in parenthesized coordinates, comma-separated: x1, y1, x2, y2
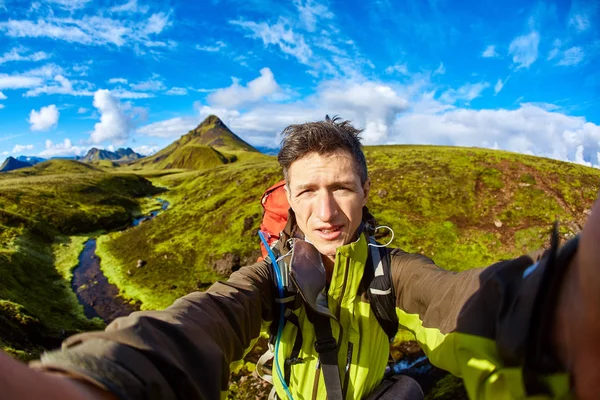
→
(322, 255, 335, 284)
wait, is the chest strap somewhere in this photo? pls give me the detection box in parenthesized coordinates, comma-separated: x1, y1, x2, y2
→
(306, 307, 343, 400)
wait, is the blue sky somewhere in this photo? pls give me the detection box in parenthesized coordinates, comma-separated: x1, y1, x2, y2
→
(0, 0, 599, 165)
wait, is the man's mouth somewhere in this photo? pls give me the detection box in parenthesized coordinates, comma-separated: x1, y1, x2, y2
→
(316, 226, 342, 240)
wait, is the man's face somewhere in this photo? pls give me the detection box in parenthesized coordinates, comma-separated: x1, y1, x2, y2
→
(285, 151, 370, 263)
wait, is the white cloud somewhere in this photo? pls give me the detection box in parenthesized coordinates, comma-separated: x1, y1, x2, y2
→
(142, 12, 171, 35)
(318, 80, 409, 142)
(130, 75, 165, 91)
(137, 116, 198, 138)
(208, 67, 282, 108)
(109, 77, 128, 84)
(24, 63, 65, 78)
(0, 91, 5, 100)
(39, 138, 86, 158)
(110, 89, 154, 99)
(28, 104, 59, 131)
(47, 0, 90, 10)
(0, 104, 4, 110)
(110, 0, 149, 14)
(132, 144, 158, 156)
(508, 31, 540, 69)
(433, 62, 445, 75)
(391, 104, 600, 167)
(0, 13, 173, 51)
(90, 89, 134, 144)
(0, 74, 43, 89)
(0, 47, 51, 64)
(482, 45, 499, 58)
(385, 63, 408, 75)
(24, 74, 93, 97)
(196, 41, 227, 52)
(165, 87, 187, 95)
(1, 151, 8, 155)
(440, 82, 490, 103)
(557, 46, 585, 66)
(72, 62, 91, 76)
(569, 14, 590, 32)
(294, 0, 334, 32)
(77, 107, 88, 114)
(494, 77, 509, 94)
(12, 144, 34, 153)
(198, 77, 409, 145)
(231, 19, 312, 64)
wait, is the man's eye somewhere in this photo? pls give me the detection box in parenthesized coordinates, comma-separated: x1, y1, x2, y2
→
(335, 186, 351, 192)
(297, 189, 313, 196)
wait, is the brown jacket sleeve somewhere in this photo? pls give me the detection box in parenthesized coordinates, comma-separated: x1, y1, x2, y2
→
(390, 248, 487, 334)
(32, 261, 275, 400)
(390, 234, 578, 397)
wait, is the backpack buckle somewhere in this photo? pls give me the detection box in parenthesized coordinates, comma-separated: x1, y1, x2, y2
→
(314, 337, 337, 353)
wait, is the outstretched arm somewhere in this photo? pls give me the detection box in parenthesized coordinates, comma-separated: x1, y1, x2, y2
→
(389, 200, 600, 399)
(14, 261, 275, 400)
(554, 196, 600, 400)
(0, 350, 115, 399)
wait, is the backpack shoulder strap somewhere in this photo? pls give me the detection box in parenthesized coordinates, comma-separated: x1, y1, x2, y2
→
(366, 243, 399, 341)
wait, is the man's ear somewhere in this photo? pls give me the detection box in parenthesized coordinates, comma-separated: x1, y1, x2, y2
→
(362, 179, 371, 206)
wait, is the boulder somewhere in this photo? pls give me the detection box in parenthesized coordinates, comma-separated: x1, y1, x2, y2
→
(212, 253, 241, 276)
(136, 259, 146, 268)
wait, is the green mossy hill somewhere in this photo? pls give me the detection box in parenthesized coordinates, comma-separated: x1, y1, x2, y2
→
(98, 145, 599, 311)
(366, 145, 599, 270)
(96, 158, 282, 310)
(0, 172, 161, 235)
(0, 170, 162, 358)
(4, 159, 103, 176)
(133, 115, 260, 171)
(184, 115, 258, 153)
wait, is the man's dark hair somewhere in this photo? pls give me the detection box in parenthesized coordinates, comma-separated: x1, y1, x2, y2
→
(278, 115, 368, 185)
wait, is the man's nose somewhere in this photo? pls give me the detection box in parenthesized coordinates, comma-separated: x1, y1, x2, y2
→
(316, 191, 337, 221)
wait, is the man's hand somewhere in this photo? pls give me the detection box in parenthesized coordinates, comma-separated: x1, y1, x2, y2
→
(0, 350, 116, 400)
(555, 198, 600, 399)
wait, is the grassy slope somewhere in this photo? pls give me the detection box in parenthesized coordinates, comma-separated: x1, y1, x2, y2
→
(0, 162, 161, 359)
(366, 145, 598, 270)
(97, 145, 600, 312)
(96, 157, 282, 310)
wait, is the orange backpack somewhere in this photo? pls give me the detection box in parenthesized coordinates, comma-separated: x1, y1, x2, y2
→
(258, 180, 289, 261)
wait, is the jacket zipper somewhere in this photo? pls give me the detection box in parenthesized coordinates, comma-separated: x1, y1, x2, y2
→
(342, 341, 354, 399)
(312, 359, 321, 400)
(336, 258, 351, 399)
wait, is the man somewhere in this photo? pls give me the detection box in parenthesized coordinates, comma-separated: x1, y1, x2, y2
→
(1, 117, 599, 399)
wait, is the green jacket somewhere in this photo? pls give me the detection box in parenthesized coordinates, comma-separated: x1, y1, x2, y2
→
(33, 218, 575, 399)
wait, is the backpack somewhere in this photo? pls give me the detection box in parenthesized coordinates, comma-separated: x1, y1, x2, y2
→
(258, 180, 289, 261)
(256, 180, 400, 398)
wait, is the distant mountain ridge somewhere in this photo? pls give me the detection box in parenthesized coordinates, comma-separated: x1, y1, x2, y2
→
(134, 115, 261, 170)
(0, 156, 33, 172)
(82, 147, 143, 162)
(16, 156, 46, 165)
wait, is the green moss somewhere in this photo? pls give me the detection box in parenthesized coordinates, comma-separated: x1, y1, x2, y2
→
(425, 373, 466, 400)
(52, 235, 89, 281)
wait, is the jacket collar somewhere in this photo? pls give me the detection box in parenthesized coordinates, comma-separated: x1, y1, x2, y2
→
(284, 207, 377, 319)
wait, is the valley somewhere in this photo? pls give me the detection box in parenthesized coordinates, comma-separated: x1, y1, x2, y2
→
(1, 115, 599, 399)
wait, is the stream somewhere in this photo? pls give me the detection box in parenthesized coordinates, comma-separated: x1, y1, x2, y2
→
(71, 198, 170, 323)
